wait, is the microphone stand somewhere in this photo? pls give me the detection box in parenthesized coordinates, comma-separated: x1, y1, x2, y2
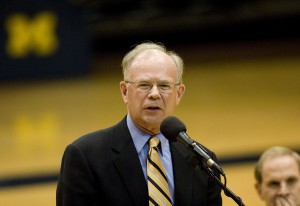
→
(192, 157, 245, 206)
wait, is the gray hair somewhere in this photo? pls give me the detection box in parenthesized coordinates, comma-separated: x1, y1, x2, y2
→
(254, 146, 300, 184)
(121, 42, 184, 83)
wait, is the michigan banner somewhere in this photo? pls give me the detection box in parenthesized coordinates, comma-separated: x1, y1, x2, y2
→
(0, 0, 90, 79)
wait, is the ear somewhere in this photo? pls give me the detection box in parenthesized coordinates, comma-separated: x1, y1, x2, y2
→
(176, 84, 185, 105)
(120, 81, 128, 103)
(255, 182, 264, 200)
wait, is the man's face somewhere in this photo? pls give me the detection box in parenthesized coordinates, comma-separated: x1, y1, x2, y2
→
(255, 155, 300, 206)
(120, 49, 185, 134)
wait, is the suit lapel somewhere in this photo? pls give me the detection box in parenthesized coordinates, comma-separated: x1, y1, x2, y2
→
(110, 117, 199, 206)
(171, 141, 196, 206)
(111, 119, 148, 206)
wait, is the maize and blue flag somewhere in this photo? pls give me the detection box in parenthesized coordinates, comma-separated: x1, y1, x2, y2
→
(0, 0, 91, 80)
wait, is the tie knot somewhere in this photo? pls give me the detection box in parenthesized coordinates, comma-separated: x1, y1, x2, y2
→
(149, 136, 160, 148)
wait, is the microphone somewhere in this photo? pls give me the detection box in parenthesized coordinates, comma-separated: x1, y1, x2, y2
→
(160, 116, 224, 175)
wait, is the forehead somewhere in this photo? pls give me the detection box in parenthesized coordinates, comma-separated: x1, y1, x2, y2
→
(129, 49, 177, 80)
(261, 155, 300, 181)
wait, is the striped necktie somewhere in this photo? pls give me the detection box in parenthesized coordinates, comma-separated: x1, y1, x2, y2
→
(147, 136, 172, 206)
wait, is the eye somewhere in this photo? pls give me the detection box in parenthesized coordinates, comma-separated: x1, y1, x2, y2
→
(267, 181, 280, 189)
(158, 83, 172, 91)
(287, 177, 298, 186)
(137, 82, 152, 90)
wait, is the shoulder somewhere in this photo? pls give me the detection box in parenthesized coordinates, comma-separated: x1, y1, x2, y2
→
(69, 116, 129, 153)
(170, 140, 219, 165)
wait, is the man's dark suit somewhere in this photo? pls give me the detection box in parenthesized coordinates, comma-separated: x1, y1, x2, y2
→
(56, 116, 222, 206)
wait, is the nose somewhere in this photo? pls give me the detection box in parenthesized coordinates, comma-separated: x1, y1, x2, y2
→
(148, 84, 161, 98)
(277, 182, 289, 196)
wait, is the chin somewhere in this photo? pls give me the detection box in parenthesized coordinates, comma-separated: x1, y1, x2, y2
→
(143, 115, 163, 126)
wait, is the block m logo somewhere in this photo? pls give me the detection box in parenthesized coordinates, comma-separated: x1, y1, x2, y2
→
(5, 11, 59, 58)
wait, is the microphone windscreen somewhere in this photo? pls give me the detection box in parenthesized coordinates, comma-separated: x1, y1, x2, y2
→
(160, 116, 187, 141)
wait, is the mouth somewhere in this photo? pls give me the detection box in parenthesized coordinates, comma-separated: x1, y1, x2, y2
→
(146, 106, 161, 111)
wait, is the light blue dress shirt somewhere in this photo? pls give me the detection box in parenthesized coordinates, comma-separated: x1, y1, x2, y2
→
(127, 115, 175, 203)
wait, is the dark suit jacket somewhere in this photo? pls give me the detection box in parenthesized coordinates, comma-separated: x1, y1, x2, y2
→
(56, 116, 222, 206)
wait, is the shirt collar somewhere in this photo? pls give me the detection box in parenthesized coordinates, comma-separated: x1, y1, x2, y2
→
(127, 115, 169, 156)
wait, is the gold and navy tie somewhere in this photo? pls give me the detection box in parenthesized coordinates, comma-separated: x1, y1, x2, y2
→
(147, 136, 172, 206)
